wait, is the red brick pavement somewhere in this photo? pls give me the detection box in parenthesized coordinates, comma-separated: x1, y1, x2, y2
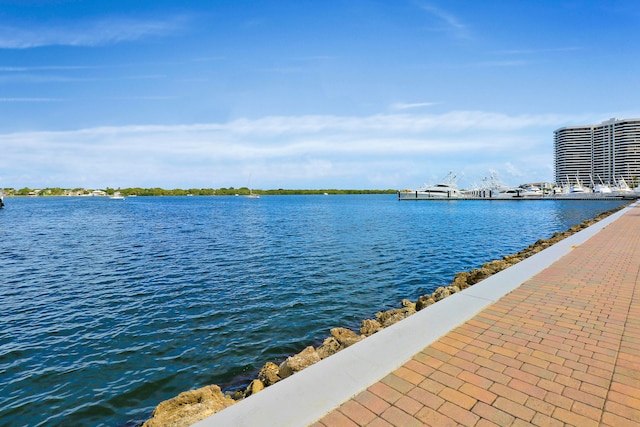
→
(311, 205, 640, 427)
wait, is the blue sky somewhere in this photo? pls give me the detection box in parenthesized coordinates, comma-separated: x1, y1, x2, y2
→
(1, 0, 639, 190)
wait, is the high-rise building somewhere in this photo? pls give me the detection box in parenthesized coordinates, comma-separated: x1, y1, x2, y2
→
(554, 118, 640, 187)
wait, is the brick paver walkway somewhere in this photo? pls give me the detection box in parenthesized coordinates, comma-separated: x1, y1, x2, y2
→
(312, 205, 640, 427)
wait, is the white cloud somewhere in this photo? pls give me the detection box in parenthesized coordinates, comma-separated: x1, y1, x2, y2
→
(420, 5, 470, 40)
(0, 98, 62, 102)
(0, 16, 187, 49)
(473, 60, 529, 67)
(490, 47, 583, 55)
(0, 65, 102, 72)
(390, 102, 438, 110)
(0, 110, 587, 189)
(504, 162, 525, 177)
(0, 74, 94, 83)
(103, 96, 177, 101)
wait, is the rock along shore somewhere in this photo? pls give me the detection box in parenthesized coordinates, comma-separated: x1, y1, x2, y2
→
(141, 203, 628, 427)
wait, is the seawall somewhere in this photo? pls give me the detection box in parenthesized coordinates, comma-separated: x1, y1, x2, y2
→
(142, 202, 632, 426)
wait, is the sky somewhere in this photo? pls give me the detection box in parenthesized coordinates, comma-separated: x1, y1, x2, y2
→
(1, 0, 639, 190)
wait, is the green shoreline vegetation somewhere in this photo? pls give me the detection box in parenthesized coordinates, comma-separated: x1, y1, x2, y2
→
(0, 187, 397, 197)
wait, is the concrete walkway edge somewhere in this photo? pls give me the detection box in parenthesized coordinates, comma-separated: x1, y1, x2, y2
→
(193, 202, 635, 427)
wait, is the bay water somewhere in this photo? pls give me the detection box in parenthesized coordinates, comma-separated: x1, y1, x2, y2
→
(0, 195, 627, 426)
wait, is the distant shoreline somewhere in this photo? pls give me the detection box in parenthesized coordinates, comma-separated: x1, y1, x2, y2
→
(0, 188, 397, 197)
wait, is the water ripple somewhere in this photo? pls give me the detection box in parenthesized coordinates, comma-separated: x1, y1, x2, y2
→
(0, 195, 626, 426)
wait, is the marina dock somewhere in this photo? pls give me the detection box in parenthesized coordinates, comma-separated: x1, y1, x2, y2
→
(196, 201, 640, 427)
(398, 192, 639, 201)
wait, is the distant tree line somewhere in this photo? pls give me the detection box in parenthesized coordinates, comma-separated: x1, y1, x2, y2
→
(1, 187, 397, 197)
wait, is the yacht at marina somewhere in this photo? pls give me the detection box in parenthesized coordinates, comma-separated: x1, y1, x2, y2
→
(519, 184, 544, 198)
(593, 184, 612, 194)
(612, 177, 634, 195)
(561, 174, 591, 194)
(465, 172, 543, 199)
(398, 171, 461, 200)
(591, 175, 612, 194)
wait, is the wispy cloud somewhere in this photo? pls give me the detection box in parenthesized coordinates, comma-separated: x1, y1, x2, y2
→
(472, 46, 582, 68)
(0, 74, 98, 83)
(192, 56, 227, 62)
(0, 72, 165, 84)
(0, 16, 187, 49)
(0, 97, 63, 102)
(490, 47, 583, 55)
(0, 65, 104, 72)
(504, 161, 525, 177)
(419, 4, 470, 40)
(390, 102, 438, 110)
(259, 66, 306, 74)
(473, 60, 529, 67)
(103, 95, 177, 101)
(0, 66, 29, 72)
(208, 111, 578, 134)
(292, 55, 338, 61)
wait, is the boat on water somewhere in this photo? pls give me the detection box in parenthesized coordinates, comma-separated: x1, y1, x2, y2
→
(547, 174, 638, 199)
(398, 171, 461, 200)
(570, 183, 590, 194)
(494, 188, 525, 199)
(485, 173, 512, 198)
(568, 174, 592, 194)
(612, 177, 634, 195)
(592, 175, 612, 194)
(245, 174, 260, 198)
(490, 186, 544, 199)
(550, 174, 595, 198)
(0, 192, 4, 209)
(593, 184, 612, 194)
(519, 184, 544, 198)
(246, 188, 260, 199)
(464, 172, 543, 199)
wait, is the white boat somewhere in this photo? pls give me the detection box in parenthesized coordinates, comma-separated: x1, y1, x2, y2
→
(478, 173, 508, 198)
(491, 188, 521, 199)
(592, 175, 612, 194)
(493, 186, 542, 199)
(467, 172, 535, 199)
(109, 192, 125, 200)
(0, 192, 4, 209)
(570, 184, 589, 193)
(398, 171, 461, 200)
(491, 187, 540, 199)
(518, 185, 544, 198)
(549, 174, 628, 198)
(593, 184, 612, 194)
(245, 189, 260, 199)
(612, 177, 633, 194)
(245, 174, 260, 198)
(551, 174, 592, 197)
(569, 174, 591, 194)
